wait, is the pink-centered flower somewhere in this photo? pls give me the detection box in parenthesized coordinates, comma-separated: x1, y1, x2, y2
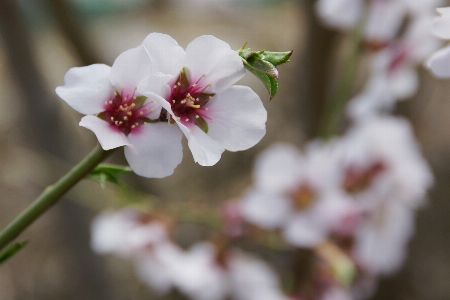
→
(139, 33, 267, 166)
(56, 40, 183, 178)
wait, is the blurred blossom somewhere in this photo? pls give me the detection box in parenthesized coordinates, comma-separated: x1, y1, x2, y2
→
(56, 35, 183, 178)
(320, 286, 354, 300)
(240, 143, 354, 247)
(426, 7, 450, 78)
(347, 11, 440, 119)
(140, 33, 267, 167)
(90, 209, 169, 258)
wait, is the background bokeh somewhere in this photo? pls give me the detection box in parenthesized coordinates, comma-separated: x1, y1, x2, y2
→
(0, 0, 449, 299)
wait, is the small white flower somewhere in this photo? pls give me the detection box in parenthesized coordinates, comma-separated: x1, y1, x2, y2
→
(240, 143, 354, 248)
(140, 33, 267, 166)
(90, 209, 168, 258)
(56, 39, 183, 178)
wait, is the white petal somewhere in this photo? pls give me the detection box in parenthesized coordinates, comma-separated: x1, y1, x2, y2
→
(315, 0, 362, 30)
(388, 66, 418, 99)
(124, 123, 183, 178)
(253, 143, 304, 193)
(186, 126, 224, 166)
(110, 45, 150, 93)
(79, 115, 130, 150)
(143, 90, 224, 166)
(55, 64, 114, 115)
(184, 35, 246, 94)
(240, 189, 291, 229)
(283, 214, 328, 247)
(426, 45, 450, 78)
(139, 72, 174, 101)
(142, 32, 186, 77)
(432, 14, 450, 39)
(206, 86, 266, 152)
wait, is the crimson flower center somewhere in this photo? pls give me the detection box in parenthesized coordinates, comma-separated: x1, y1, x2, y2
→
(166, 69, 214, 132)
(98, 88, 153, 135)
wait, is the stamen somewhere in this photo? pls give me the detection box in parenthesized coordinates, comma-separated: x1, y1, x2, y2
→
(111, 117, 114, 121)
(109, 101, 113, 104)
(186, 118, 189, 122)
(195, 115, 199, 119)
(139, 111, 144, 115)
(123, 116, 128, 120)
(127, 111, 132, 116)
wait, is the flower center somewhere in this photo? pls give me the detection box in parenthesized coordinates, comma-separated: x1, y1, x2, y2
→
(289, 184, 316, 210)
(167, 68, 215, 133)
(342, 161, 386, 194)
(97, 88, 153, 135)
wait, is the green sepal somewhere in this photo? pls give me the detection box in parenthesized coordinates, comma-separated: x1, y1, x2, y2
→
(238, 45, 291, 99)
(86, 163, 132, 189)
(194, 115, 209, 133)
(0, 241, 28, 265)
(175, 68, 190, 91)
(243, 60, 278, 99)
(256, 51, 292, 66)
(134, 96, 147, 107)
(245, 56, 279, 78)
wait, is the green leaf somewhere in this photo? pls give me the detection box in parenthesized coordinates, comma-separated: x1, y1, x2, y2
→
(243, 61, 278, 99)
(0, 241, 28, 265)
(257, 51, 293, 66)
(246, 56, 279, 78)
(86, 163, 132, 189)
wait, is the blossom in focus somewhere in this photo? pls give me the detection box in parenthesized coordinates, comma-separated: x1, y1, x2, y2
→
(139, 33, 267, 166)
(240, 143, 354, 247)
(426, 7, 450, 78)
(56, 40, 183, 178)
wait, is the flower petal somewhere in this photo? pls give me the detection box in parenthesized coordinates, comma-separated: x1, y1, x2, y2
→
(184, 35, 246, 94)
(432, 10, 450, 39)
(110, 45, 151, 93)
(205, 86, 267, 152)
(240, 188, 292, 229)
(253, 143, 304, 193)
(79, 115, 130, 150)
(55, 64, 114, 115)
(186, 126, 224, 166)
(142, 90, 224, 166)
(124, 123, 183, 178)
(138, 72, 174, 102)
(283, 214, 328, 247)
(142, 33, 186, 77)
(426, 45, 450, 78)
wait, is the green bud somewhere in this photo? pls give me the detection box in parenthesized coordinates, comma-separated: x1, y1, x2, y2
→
(238, 43, 292, 99)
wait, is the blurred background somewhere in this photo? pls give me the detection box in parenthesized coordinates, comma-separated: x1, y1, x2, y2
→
(0, 0, 450, 299)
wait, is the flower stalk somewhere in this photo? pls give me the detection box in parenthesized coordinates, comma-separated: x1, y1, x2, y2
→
(0, 144, 114, 252)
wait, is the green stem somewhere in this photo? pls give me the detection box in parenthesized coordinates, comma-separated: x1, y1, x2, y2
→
(317, 27, 363, 139)
(0, 144, 114, 251)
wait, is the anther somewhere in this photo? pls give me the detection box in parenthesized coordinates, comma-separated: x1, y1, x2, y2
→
(177, 82, 181, 86)
(173, 100, 176, 103)
(132, 125, 136, 129)
(140, 111, 144, 115)
(131, 103, 136, 107)
(186, 118, 189, 122)
(109, 101, 113, 104)
(195, 115, 199, 119)
(104, 101, 108, 105)
(151, 100, 154, 103)
(111, 117, 114, 121)
(127, 111, 132, 116)
(123, 116, 128, 120)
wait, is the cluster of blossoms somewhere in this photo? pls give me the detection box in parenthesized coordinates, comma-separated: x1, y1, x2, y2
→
(238, 115, 432, 299)
(316, 0, 443, 120)
(56, 33, 267, 178)
(91, 209, 290, 300)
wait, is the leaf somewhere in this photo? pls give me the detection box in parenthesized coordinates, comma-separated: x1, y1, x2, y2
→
(258, 51, 293, 66)
(246, 56, 279, 78)
(0, 241, 28, 265)
(243, 60, 278, 99)
(86, 163, 133, 189)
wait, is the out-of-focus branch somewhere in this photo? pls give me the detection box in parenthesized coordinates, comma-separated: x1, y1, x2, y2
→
(292, 0, 339, 139)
